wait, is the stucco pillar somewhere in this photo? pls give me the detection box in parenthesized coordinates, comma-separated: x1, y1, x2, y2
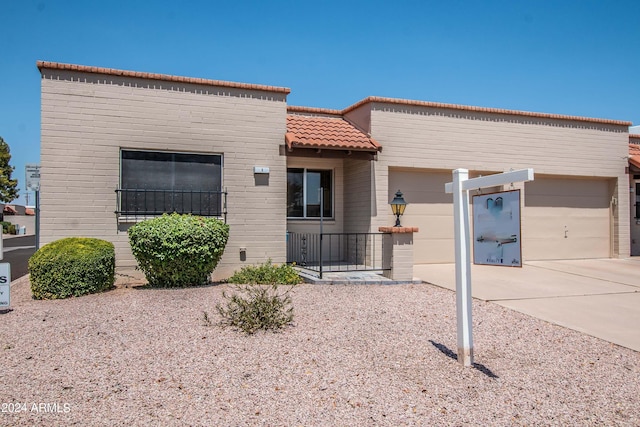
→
(378, 226, 419, 282)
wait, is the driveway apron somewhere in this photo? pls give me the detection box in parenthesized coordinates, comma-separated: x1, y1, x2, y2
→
(414, 259, 640, 352)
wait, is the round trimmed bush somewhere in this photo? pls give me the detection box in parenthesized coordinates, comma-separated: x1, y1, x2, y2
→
(128, 213, 229, 287)
(29, 237, 115, 300)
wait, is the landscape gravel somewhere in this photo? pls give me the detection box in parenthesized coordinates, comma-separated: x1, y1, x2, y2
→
(1, 273, 639, 426)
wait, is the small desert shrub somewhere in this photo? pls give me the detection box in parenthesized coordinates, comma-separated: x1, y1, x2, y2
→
(227, 259, 302, 285)
(128, 213, 229, 287)
(217, 283, 296, 334)
(29, 237, 115, 299)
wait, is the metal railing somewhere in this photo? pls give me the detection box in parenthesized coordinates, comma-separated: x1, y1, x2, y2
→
(115, 189, 227, 222)
(287, 232, 390, 278)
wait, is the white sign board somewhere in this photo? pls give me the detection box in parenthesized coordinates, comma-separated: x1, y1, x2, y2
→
(0, 263, 10, 308)
(472, 190, 522, 267)
(25, 164, 41, 191)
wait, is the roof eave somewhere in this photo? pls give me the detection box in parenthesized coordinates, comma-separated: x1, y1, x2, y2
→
(342, 96, 632, 127)
(37, 60, 291, 95)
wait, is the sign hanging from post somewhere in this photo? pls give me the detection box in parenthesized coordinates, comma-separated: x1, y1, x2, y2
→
(445, 168, 534, 367)
(0, 263, 10, 309)
(472, 190, 522, 267)
(25, 164, 41, 192)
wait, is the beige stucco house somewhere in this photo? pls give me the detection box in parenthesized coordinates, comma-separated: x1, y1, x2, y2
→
(38, 61, 633, 280)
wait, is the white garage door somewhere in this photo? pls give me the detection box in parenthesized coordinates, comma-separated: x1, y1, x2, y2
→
(524, 177, 612, 260)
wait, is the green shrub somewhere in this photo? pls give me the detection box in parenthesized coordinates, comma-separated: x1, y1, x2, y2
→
(216, 283, 296, 334)
(28, 237, 115, 300)
(0, 222, 16, 234)
(128, 213, 229, 287)
(227, 259, 302, 285)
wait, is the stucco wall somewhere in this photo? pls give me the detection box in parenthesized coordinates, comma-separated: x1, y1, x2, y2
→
(343, 158, 374, 234)
(40, 69, 288, 280)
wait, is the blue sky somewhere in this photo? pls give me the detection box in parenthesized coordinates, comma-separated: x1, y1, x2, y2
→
(2, 0, 639, 205)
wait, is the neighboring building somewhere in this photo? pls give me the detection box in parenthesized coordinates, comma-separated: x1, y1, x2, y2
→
(1, 204, 35, 235)
(38, 61, 632, 279)
(628, 133, 640, 255)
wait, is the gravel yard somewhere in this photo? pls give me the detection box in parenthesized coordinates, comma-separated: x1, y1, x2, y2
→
(1, 274, 639, 426)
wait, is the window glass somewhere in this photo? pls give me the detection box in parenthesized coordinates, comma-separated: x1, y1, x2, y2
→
(287, 168, 332, 218)
(287, 168, 304, 217)
(120, 150, 222, 216)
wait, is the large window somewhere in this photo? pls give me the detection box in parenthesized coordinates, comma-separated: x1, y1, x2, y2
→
(118, 150, 223, 217)
(287, 168, 332, 218)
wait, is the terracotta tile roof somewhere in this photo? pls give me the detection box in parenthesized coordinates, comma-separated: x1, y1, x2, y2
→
(342, 96, 632, 127)
(285, 114, 381, 152)
(629, 142, 640, 169)
(25, 208, 35, 216)
(3, 205, 17, 214)
(36, 61, 291, 94)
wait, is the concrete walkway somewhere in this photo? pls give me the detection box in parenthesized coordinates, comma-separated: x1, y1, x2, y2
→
(414, 258, 640, 352)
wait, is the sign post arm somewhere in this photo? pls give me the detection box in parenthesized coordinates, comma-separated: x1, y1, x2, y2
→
(452, 169, 474, 367)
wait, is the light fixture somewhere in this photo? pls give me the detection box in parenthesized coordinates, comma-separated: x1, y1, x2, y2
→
(390, 190, 407, 227)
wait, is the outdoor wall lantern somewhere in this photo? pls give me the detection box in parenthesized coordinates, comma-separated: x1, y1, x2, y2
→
(390, 190, 407, 227)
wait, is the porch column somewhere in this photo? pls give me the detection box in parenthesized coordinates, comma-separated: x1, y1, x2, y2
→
(378, 226, 419, 282)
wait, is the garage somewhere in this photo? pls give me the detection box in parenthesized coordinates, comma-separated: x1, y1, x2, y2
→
(523, 176, 613, 260)
(390, 169, 613, 263)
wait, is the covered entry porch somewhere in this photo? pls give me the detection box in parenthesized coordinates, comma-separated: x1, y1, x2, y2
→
(284, 108, 390, 278)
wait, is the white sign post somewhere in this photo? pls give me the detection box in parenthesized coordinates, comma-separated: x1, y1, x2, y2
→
(0, 263, 10, 309)
(445, 168, 534, 366)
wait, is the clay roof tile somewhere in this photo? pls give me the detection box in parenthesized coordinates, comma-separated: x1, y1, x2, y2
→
(285, 114, 381, 152)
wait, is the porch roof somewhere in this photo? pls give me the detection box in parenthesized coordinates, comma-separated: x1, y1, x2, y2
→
(285, 114, 381, 153)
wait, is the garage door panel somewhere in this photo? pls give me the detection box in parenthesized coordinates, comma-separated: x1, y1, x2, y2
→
(525, 238, 610, 260)
(391, 171, 453, 204)
(414, 238, 455, 264)
(526, 179, 610, 208)
(525, 210, 609, 238)
(524, 178, 611, 260)
(389, 170, 456, 263)
(404, 206, 453, 240)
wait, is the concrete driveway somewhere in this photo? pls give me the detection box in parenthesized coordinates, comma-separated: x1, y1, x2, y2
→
(414, 258, 640, 352)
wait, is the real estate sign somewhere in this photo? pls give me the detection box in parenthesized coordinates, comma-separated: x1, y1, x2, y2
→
(472, 189, 522, 267)
(0, 263, 10, 308)
(25, 164, 41, 192)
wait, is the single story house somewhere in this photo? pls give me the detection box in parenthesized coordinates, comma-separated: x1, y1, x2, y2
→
(38, 61, 632, 280)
